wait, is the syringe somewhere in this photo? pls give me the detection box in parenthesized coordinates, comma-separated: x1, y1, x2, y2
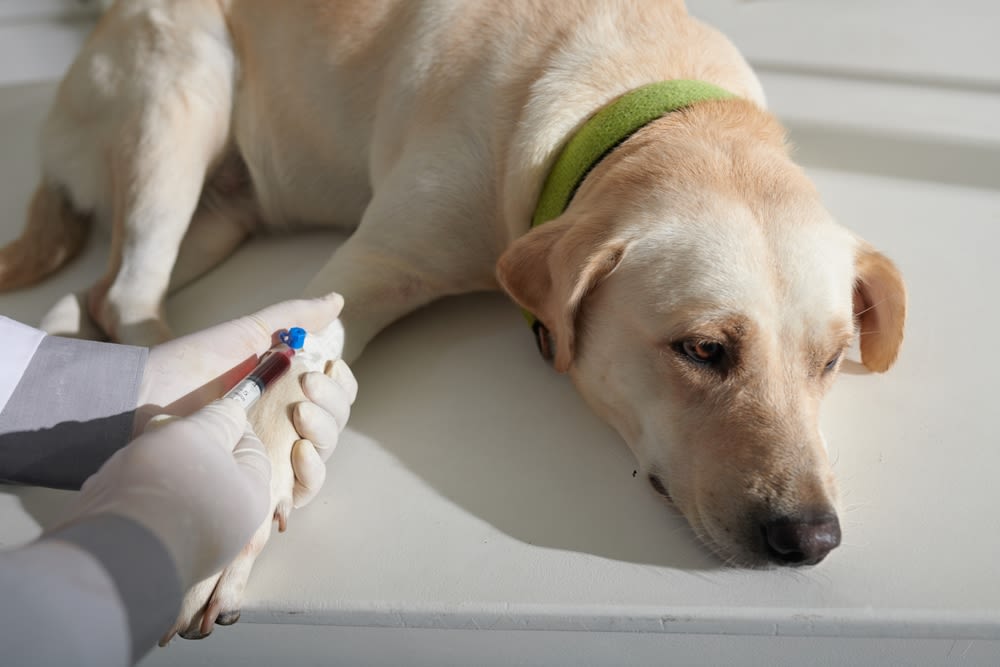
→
(223, 327, 307, 410)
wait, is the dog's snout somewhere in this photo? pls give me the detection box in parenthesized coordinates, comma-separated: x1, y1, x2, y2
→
(762, 513, 841, 566)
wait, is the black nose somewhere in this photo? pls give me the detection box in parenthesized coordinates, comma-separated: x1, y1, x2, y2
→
(763, 513, 841, 566)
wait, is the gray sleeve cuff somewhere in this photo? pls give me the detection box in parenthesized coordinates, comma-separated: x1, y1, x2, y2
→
(0, 335, 147, 489)
(47, 514, 183, 663)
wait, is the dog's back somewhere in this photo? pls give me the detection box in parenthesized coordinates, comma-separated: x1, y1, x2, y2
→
(0, 0, 764, 299)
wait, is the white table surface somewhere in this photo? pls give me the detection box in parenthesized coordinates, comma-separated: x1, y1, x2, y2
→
(1, 73, 999, 665)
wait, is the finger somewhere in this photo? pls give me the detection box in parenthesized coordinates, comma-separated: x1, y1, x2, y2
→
(325, 358, 358, 404)
(240, 294, 345, 353)
(292, 401, 342, 462)
(291, 439, 326, 508)
(302, 369, 353, 427)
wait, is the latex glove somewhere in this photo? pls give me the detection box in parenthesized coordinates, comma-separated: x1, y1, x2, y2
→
(290, 356, 357, 507)
(134, 294, 357, 507)
(65, 400, 270, 591)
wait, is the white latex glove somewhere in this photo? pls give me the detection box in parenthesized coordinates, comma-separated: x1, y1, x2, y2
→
(289, 356, 357, 507)
(134, 294, 358, 507)
(65, 400, 271, 590)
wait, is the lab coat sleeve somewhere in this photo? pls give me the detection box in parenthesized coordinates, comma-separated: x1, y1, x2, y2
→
(0, 316, 46, 412)
(0, 318, 147, 489)
(0, 514, 183, 667)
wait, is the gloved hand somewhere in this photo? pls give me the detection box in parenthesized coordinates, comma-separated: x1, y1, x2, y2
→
(288, 357, 358, 507)
(134, 294, 358, 507)
(65, 400, 271, 590)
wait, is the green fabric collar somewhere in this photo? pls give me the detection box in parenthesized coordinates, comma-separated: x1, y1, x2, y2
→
(532, 79, 736, 228)
(525, 80, 737, 359)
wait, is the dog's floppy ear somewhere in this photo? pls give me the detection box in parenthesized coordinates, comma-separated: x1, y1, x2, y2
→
(853, 243, 906, 372)
(497, 214, 628, 372)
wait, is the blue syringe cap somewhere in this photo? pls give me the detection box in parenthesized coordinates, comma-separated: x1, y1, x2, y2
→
(280, 327, 307, 350)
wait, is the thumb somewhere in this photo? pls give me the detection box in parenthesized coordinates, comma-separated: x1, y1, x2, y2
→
(246, 294, 345, 345)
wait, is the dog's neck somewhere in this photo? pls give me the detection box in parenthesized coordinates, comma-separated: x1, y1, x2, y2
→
(532, 80, 735, 229)
(526, 80, 737, 359)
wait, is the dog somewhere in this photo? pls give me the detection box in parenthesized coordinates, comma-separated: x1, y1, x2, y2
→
(0, 0, 905, 641)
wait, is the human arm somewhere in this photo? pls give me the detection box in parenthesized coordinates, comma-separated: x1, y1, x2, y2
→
(0, 295, 356, 497)
(0, 315, 147, 487)
(0, 400, 270, 666)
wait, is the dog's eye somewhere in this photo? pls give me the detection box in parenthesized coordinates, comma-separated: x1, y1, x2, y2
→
(823, 353, 842, 373)
(681, 339, 725, 365)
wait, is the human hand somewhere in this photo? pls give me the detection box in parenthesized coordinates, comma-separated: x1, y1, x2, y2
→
(289, 356, 358, 507)
(64, 400, 271, 590)
(135, 294, 357, 506)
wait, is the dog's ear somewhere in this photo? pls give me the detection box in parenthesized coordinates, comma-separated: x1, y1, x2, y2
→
(853, 243, 906, 372)
(497, 214, 628, 372)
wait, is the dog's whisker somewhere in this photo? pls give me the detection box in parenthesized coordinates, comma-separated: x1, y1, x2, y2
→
(841, 504, 873, 516)
(853, 297, 890, 318)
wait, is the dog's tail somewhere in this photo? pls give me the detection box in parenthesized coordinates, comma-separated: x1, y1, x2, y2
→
(0, 185, 91, 291)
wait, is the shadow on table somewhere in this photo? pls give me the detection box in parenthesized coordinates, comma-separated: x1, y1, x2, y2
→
(349, 292, 722, 572)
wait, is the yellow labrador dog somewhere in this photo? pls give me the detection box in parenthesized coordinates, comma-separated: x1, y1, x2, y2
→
(0, 0, 905, 640)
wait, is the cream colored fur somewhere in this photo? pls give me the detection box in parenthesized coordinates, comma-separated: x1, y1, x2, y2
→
(0, 0, 905, 641)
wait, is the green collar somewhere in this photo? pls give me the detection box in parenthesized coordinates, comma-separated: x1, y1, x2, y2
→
(526, 79, 736, 359)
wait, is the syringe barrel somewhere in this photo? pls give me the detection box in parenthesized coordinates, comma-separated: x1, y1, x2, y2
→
(223, 327, 306, 410)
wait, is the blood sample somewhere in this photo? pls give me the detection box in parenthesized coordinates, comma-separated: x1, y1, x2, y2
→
(223, 327, 306, 410)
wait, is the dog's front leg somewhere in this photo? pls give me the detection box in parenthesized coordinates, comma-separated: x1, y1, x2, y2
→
(303, 169, 499, 361)
(163, 151, 495, 640)
(161, 325, 344, 642)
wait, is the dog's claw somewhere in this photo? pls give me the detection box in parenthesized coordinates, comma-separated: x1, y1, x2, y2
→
(216, 609, 241, 626)
(158, 629, 177, 647)
(275, 500, 291, 533)
(178, 625, 212, 641)
(200, 597, 222, 637)
(157, 368, 300, 647)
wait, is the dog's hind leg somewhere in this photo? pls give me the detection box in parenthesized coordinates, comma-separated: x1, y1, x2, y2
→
(84, 105, 235, 346)
(40, 159, 255, 340)
(36, 3, 238, 345)
(166, 154, 258, 294)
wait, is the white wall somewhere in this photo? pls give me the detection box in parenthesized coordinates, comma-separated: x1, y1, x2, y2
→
(0, 0, 100, 86)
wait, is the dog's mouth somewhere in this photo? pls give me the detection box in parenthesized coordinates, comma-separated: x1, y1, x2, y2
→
(644, 471, 838, 567)
(647, 473, 672, 502)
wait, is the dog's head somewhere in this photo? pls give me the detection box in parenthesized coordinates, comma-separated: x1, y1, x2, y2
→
(497, 99, 905, 567)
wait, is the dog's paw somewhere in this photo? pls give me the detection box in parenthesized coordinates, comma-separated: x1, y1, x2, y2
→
(159, 505, 285, 644)
(158, 356, 308, 645)
(86, 280, 175, 345)
(161, 573, 222, 644)
(111, 318, 175, 346)
(160, 400, 298, 644)
(39, 291, 108, 340)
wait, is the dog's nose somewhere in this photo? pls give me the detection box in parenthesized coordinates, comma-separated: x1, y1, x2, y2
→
(763, 513, 841, 566)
